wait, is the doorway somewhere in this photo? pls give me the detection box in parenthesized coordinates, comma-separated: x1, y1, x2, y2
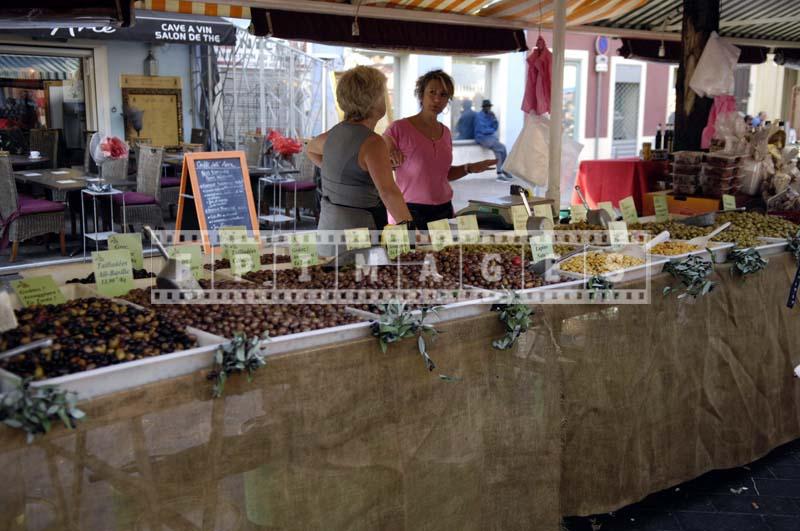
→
(611, 63, 643, 158)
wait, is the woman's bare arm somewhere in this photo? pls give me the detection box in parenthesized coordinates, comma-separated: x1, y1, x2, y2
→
(306, 132, 327, 167)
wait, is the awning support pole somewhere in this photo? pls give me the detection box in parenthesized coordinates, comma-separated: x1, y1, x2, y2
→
(259, 38, 266, 136)
(547, 0, 566, 210)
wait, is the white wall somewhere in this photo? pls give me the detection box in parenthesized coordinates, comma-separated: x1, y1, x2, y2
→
(104, 42, 193, 141)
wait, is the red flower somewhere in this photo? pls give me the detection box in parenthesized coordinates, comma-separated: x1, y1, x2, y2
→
(269, 130, 302, 157)
(99, 136, 129, 160)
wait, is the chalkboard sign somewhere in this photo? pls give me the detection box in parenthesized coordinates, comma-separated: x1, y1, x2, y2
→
(174, 151, 259, 253)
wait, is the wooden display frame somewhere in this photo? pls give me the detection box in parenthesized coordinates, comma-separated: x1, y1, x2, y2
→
(174, 151, 260, 254)
(121, 87, 183, 149)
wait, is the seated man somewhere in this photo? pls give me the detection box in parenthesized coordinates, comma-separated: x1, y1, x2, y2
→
(474, 99, 512, 181)
(455, 99, 476, 140)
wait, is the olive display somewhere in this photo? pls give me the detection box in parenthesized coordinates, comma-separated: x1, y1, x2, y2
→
(66, 268, 155, 284)
(0, 298, 197, 379)
(559, 252, 645, 275)
(204, 253, 292, 271)
(122, 279, 361, 339)
(649, 241, 701, 256)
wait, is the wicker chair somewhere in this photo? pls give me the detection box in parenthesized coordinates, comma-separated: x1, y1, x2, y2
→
(29, 128, 58, 170)
(0, 154, 65, 262)
(244, 134, 265, 167)
(113, 145, 164, 231)
(100, 157, 129, 180)
(276, 153, 319, 222)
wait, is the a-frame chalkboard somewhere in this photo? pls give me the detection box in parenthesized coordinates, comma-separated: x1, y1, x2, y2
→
(174, 151, 260, 253)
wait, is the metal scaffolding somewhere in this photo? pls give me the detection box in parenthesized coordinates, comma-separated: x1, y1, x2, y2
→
(211, 30, 335, 149)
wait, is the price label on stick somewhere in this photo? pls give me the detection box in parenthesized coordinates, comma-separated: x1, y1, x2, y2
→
(11, 276, 66, 307)
(722, 194, 737, 211)
(570, 204, 587, 223)
(619, 196, 639, 224)
(92, 249, 134, 297)
(511, 205, 530, 236)
(529, 233, 556, 263)
(381, 224, 411, 260)
(290, 233, 319, 268)
(653, 195, 670, 223)
(598, 201, 616, 219)
(345, 228, 371, 250)
(608, 221, 629, 245)
(456, 215, 480, 244)
(218, 226, 249, 259)
(427, 219, 454, 251)
(108, 233, 144, 269)
(170, 244, 203, 279)
(0, 292, 17, 333)
(533, 204, 555, 230)
(229, 243, 261, 276)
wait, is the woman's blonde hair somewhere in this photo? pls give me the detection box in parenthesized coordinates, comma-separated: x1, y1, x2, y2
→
(336, 65, 387, 122)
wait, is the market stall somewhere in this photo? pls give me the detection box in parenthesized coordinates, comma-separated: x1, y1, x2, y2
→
(0, 215, 799, 528)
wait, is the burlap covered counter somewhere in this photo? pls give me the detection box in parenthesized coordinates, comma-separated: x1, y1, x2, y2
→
(552, 252, 800, 516)
(0, 312, 562, 530)
(0, 253, 798, 530)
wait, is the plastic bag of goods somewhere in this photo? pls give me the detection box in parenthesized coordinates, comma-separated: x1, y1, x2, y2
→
(506, 113, 584, 198)
(739, 158, 769, 196)
(689, 32, 741, 98)
(711, 111, 749, 155)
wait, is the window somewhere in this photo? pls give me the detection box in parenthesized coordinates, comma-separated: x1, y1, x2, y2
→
(451, 58, 491, 139)
(563, 60, 581, 140)
(0, 52, 87, 156)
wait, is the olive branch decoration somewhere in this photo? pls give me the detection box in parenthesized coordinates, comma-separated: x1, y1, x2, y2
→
(729, 248, 768, 279)
(371, 301, 457, 380)
(491, 291, 533, 350)
(0, 378, 85, 443)
(663, 254, 716, 299)
(208, 332, 269, 398)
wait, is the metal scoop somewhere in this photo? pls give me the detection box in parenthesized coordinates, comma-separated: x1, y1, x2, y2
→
(619, 230, 671, 261)
(574, 185, 613, 228)
(687, 222, 731, 248)
(143, 226, 201, 292)
(0, 338, 53, 362)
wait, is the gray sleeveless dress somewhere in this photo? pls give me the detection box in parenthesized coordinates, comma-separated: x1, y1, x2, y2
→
(318, 122, 384, 254)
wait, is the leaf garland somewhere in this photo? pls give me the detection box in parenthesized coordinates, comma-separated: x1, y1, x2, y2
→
(208, 332, 268, 398)
(371, 300, 441, 372)
(729, 248, 768, 278)
(491, 291, 534, 350)
(664, 255, 716, 299)
(0, 378, 85, 443)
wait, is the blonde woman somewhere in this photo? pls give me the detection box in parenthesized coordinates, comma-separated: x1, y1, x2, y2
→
(307, 65, 413, 237)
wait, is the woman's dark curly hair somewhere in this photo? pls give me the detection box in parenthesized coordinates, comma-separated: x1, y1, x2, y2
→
(414, 69, 455, 106)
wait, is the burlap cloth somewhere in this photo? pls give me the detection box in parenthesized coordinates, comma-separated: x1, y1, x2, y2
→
(0, 253, 798, 529)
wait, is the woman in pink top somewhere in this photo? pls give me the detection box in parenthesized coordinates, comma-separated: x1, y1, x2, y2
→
(383, 70, 496, 227)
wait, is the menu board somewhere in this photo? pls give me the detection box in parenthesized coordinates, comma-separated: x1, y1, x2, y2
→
(174, 151, 259, 254)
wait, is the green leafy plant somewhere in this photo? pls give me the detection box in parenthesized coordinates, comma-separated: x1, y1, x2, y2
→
(788, 229, 800, 265)
(0, 378, 85, 443)
(729, 248, 768, 278)
(371, 300, 441, 371)
(664, 255, 716, 299)
(586, 275, 614, 300)
(208, 332, 268, 398)
(491, 291, 534, 350)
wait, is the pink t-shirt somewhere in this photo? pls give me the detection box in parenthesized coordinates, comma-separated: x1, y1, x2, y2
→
(385, 118, 454, 207)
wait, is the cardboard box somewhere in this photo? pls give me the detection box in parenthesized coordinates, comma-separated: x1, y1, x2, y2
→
(643, 191, 720, 216)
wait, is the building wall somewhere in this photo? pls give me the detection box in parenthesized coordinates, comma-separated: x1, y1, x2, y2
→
(104, 41, 193, 142)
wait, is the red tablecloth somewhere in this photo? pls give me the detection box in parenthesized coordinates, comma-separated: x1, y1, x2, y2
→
(571, 158, 668, 213)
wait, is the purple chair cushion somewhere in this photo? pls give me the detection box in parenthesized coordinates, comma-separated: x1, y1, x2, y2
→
(278, 181, 317, 192)
(161, 177, 181, 187)
(19, 194, 65, 215)
(112, 192, 157, 206)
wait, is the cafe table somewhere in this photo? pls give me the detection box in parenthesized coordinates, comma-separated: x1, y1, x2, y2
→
(9, 153, 51, 170)
(14, 168, 135, 235)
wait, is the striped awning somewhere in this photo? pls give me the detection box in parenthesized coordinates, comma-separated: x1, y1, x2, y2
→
(134, 0, 251, 19)
(588, 0, 800, 44)
(0, 54, 81, 81)
(135, 0, 647, 27)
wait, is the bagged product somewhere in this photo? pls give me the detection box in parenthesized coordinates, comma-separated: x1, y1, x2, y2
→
(689, 32, 741, 98)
